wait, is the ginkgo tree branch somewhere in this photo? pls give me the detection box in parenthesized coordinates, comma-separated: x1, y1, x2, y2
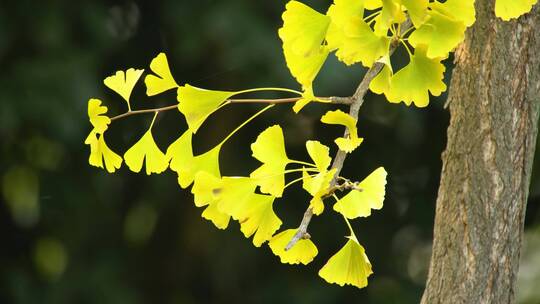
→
(110, 96, 353, 121)
(285, 19, 413, 251)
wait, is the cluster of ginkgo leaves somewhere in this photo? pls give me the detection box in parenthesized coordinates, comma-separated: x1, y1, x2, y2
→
(85, 0, 536, 289)
(282, 0, 536, 109)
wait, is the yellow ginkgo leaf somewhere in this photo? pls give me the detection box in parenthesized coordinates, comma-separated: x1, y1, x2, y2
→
(319, 236, 373, 288)
(179, 145, 222, 189)
(495, 0, 537, 21)
(408, 10, 466, 59)
(191, 170, 231, 230)
(306, 140, 331, 172)
(86, 132, 122, 173)
(279, 1, 330, 56)
(402, 0, 429, 27)
(166, 130, 193, 176)
(239, 194, 282, 247)
(335, 17, 391, 67)
(369, 64, 393, 96)
(268, 229, 318, 265)
(103, 68, 144, 104)
(87, 99, 111, 134)
(325, 0, 365, 51)
(145, 53, 179, 96)
(201, 202, 230, 230)
(192, 171, 223, 207)
(123, 130, 169, 175)
(215, 177, 259, 219)
(283, 46, 329, 93)
(431, 0, 476, 27)
(177, 84, 235, 133)
(365, 0, 383, 9)
(250, 125, 290, 197)
(373, 0, 406, 36)
(333, 167, 387, 219)
(302, 168, 337, 215)
(320, 110, 363, 153)
(386, 45, 446, 107)
(326, 0, 389, 67)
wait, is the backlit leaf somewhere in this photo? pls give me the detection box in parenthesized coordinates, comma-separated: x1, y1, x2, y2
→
(87, 99, 110, 134)
(384, 45, 446, 107)
(124, 130, 168, 175)
(145, 53, 179, 96)
(279, 1, 330, 56)
(104, 68, 144, 104)
(87, 132, 122, 173)
(333, 167, 387, 219)
(320, 110, 363, 153)
(250, 125, 290, 197)
(319, 236, 373, 288)
(177, 84, 235, 133)
(306, 140, 331, 172)
(269, 229, 318, 265)
(409, 10, 466, 58)
(239, 194, 282, 247)
(402, 0, 429, 27)
(495, 0, 537, 20)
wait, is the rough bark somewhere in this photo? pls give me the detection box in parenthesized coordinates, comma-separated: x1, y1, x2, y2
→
(421, 2, 540, 304)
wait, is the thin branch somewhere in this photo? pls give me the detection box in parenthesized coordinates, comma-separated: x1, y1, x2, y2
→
(285, 19, 412, 251)
(110, 96, 352, 121)
(110, 105, 177, 121)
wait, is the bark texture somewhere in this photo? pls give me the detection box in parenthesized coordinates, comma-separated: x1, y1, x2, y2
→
(421, 2, 540, 304)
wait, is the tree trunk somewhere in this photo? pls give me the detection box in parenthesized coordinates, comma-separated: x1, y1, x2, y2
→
(421, 2, 540, 304)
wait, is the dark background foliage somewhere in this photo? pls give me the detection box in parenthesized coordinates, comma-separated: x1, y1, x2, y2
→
(1, 1, 539, 303)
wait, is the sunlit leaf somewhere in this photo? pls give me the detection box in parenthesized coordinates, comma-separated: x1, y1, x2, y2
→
(145, 53, 179, 96)
(201, 202, 230, 230)
(373, 0, 406, 36)
(402, 0, 429, 27)
(279, 0, 330, 56)
(166, 130, 193, 177)
(384, 45, 446, 107)
(250, 125, 290, 197)
(320, 110, 363, 153)
(365, 0, 383, 9)
(283, 46, 329, 93)
(326, 0, 365, 51)
(103, 68, 144, 104)
(409, 10, 466, 59)
(177, 84, 235, 133)
(87, 99, 110, 134)
(431, 0, 476, 27)
(333, 167, 387, 219)
(326, 0, 389, 67)
(215, 177, 259, 219)
(87, 132, 122, 173)
(495, 0, 537, 20)
(302, 168, 337, 215)
(178, 145, 221, 189)
(269, 228, 318, 265)
(124, 130, 168, 175)
(192, 171, 223, 207)
(319, 236, 373, 288)
(306, 140, 331, 172)
(239, 194, 282, 247)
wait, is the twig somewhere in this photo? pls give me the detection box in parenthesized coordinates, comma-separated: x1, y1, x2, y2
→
(285, 19, 412, 251)
(110, 96, 352, 121)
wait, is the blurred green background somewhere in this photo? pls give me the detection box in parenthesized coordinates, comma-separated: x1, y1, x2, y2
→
(1, 1, 539, 303)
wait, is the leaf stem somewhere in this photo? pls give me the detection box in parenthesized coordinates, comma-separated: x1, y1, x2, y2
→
(235, 87, 303, 96)
(219, 104, 274, 146)
(289, 160, 318, 168)
(149, 111, 158, 129)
